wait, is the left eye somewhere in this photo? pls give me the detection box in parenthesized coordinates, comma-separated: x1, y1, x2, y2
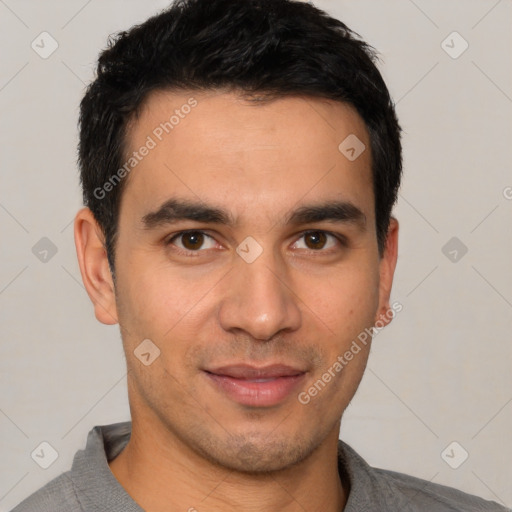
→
(292, 231, 339, 251)
(168, 231, 217, 251)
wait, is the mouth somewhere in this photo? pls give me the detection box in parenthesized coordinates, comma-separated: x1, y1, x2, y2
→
(203, 364, 307, 407)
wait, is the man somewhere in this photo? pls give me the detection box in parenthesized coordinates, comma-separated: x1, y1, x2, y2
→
(11, 0, 509, 510)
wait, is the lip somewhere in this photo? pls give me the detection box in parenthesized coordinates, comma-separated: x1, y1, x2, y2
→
(204, 364, 307, 407)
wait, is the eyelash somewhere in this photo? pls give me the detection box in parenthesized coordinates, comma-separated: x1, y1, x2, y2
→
(165, 230, 347, 257)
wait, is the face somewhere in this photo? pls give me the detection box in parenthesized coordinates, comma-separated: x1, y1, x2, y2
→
(77, 90, 398, 473)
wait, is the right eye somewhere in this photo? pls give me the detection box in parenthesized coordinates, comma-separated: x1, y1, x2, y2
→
(166, 230, 218, 254)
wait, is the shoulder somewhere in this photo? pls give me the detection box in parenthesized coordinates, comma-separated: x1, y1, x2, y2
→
(338, 440, 510, 511)
(10, 422, 135, 512)
(9, 471, 83, 512)
(374, 465, 510, 511)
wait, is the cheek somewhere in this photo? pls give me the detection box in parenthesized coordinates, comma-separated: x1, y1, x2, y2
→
(302, 271, 378, 408)
(115, 258, 219, 347)
(115, 269, 207, 393)
(114, 228, 192, 327)
(299, 261, 380, 336)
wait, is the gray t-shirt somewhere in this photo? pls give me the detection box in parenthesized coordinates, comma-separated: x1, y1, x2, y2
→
(11, 421, 510, 512)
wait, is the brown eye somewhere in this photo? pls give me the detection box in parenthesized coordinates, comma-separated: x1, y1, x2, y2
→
(181, 231, 204, 250)
(305, 231, 330, 250)
(168, 231, 216, 252)
(292, 231, 341, 252)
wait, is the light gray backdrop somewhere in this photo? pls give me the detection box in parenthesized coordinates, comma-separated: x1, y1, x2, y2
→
(1, 0, 511, 509)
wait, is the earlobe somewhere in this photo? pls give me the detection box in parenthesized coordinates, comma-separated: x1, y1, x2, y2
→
(375, 217, 399, 327)
(74, 207, 119, 325)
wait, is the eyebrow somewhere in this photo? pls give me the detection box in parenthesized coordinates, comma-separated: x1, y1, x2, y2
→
(142, 198, 233, 228)
(141, 198, 367, 231)
(285, 202, 366, 230)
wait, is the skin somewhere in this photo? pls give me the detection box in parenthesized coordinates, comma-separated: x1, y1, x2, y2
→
(74, 90, 399, 512)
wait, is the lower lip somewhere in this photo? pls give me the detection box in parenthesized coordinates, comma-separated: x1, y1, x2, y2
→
(205, 372, 306, 407)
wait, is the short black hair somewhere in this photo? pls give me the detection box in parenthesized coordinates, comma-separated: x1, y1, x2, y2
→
(78, 0, 402, 275)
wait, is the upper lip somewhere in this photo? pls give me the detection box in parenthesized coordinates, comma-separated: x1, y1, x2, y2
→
(205, 364, 306, 379)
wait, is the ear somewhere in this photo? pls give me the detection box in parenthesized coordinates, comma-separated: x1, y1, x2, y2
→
(74, 207, 119, 325)
(374, 217, 399, 327)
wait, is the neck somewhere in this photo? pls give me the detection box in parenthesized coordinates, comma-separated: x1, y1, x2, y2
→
(109, 416, 347, 512)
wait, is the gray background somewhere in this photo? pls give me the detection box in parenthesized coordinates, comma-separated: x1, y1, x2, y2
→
(1, 0, 511, 509)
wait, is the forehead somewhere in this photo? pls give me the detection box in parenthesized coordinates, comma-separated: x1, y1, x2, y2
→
(120, 90, 374, 225)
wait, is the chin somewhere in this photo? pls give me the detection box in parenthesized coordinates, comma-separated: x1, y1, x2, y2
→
(192, 430, 317, 474)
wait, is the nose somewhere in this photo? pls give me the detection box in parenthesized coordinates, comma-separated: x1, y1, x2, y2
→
(218, 248, 302, 341)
